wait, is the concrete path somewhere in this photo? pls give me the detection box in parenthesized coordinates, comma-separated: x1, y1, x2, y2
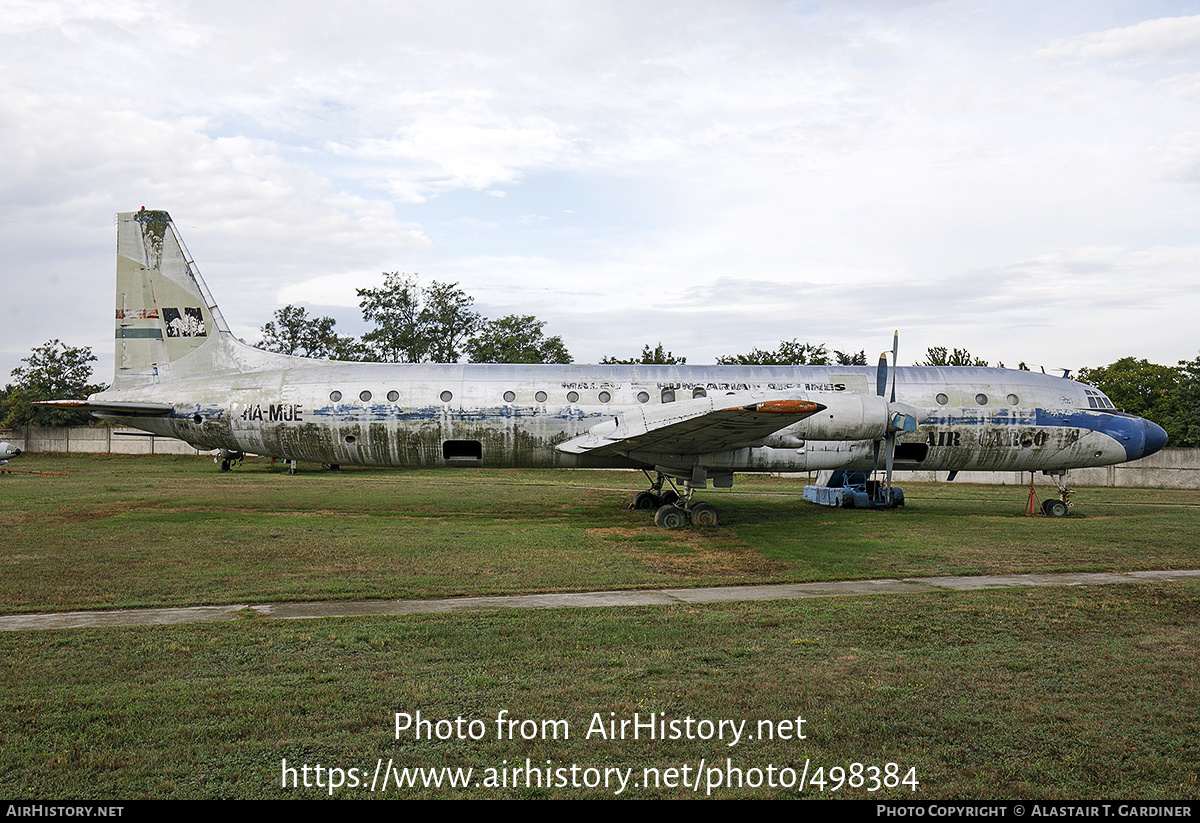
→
(2, 569, 1198, 632)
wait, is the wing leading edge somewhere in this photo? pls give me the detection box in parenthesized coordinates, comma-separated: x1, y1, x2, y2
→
(35, 399, 175, 416)
(556, 393, 825, 457)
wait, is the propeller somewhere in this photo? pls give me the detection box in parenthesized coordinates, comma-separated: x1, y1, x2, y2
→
(874, 330, 917, 506)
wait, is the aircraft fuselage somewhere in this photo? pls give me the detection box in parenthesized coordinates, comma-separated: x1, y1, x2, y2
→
(91, 361, 1165, 476)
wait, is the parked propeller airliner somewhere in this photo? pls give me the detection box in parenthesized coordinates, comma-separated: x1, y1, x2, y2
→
(47, 210, 1167, 526)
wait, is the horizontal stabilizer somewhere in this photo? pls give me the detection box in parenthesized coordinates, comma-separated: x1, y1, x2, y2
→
(36, 399, 175, 417)
(557, 392, 825, 457)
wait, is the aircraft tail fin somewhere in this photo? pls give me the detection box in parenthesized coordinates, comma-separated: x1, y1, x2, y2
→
(112, 209, 238, 389)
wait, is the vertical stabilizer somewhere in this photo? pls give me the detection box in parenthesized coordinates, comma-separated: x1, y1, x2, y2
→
(113, 209, 231, 389)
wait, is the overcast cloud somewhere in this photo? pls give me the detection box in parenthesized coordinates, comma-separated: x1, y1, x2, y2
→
(2, 0, 1198, 384)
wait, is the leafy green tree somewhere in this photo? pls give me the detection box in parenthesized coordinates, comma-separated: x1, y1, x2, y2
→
(834, 349, 867, 365)
(602, 343, 686, 365)
(2, 339, 105, 426)
(420, 281, 483, 363)
(1078, 357, 1181, 437)
(717, 340, 830, 366)
(357, 273, 483, 363)
(920, 347, 989, 367)
(259, 305, 363, 359)
(467, 315, 572, 364)
(1170, 353, 1200, 447)
(358, 273, 426, 363)
(328, 336, 373, 362)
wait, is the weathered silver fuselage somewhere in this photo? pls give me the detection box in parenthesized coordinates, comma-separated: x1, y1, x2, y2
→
(90, 360, 1166, 476)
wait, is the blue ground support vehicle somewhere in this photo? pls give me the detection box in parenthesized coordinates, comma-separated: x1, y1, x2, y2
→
(803, 471, 905, 509)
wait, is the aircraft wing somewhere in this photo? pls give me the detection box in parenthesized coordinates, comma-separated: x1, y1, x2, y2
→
(557, 393, 824, 457)
(35, 400, 175, 416)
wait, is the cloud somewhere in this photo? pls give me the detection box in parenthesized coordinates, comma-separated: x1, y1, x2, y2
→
(4, 2, 1200, 379)
(1038, 15, 1200, 62)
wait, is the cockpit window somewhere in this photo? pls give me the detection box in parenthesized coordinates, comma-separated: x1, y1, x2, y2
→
(1084, 388, 1115, 410)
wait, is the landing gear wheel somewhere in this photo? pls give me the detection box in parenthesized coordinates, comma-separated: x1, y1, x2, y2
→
(689, 502, 720, 527)
(1042, 499, 1068, 518)
(660, 490, 680, 506)
(633, 491, 662, 511)
(220, 459, 230, 472)
(654, 505, 688, 529)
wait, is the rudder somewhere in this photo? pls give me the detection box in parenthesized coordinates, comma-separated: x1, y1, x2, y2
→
(113, 209, 231, 389)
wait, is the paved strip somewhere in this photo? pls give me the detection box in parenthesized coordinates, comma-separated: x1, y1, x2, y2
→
(2, 569, 1198, 631)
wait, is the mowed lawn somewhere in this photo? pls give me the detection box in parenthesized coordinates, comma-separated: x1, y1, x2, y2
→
(1, 454, 1197, 799)
(3, 454, 1199, 613)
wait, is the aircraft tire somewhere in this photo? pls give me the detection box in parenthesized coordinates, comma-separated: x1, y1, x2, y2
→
(220, 460, 230, 472)
(1043, 499, 1068, 518)
(654, 505, 688, 529)
(660, 490, 680, 505)
(689, 503, 720, 527)
(633, 491, 661, 511)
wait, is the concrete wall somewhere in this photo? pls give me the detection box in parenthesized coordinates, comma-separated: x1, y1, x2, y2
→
(2, 426, 206, 456)
(893, 448, 1199, 490)
(3, 426, 1199, 488)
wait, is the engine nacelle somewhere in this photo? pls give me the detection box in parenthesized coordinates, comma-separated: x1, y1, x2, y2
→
(785, 395, 926, 442)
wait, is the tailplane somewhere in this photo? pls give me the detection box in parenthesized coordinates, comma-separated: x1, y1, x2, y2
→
(112, 209, 238, 389)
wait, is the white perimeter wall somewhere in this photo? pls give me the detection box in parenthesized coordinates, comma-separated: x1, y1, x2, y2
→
(3, 426, 1198, 489)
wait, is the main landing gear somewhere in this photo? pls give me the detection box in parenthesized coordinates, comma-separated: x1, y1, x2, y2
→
(631, 469, 721, 528)
(215, 449, 244, 471)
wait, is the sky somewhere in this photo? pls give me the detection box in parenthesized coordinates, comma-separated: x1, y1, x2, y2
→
(2, 0, 1199, 385)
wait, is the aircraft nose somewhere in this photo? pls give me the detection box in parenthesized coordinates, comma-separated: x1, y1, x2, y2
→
(1139, 419, 1168, 459)
(1099, 414, 1169, 461)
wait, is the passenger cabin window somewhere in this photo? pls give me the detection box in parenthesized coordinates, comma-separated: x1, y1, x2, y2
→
(503, 390, 516, 403)
(567, 391, 579, 403)
(935, 393, 949, 405)
(359, 390, 372, 402)
(636, 391, 650, 404)
(693, 387, 707, 398)
(661, 389, 675, 403)
(330, 391, 342, 402)
(1006, 393, 1020, 406)
(975, 393, 988, 405)
(598, 391, 611, 403)
(535, 391, 548, 403)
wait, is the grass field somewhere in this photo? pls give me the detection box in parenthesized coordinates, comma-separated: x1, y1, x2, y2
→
(1, 454, 1198, 799)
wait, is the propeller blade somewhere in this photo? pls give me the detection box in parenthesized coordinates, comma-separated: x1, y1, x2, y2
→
(876, 352, 888, 398)
(890, 330, 899, 403)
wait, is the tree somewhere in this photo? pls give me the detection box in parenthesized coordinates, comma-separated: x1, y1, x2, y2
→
(357, 273, 482, 363)
(717, 340, 830, 366)
(328, 335, 373, 362)
(2, 339, 105, 426)
(259, 305, 364, 360)
(1077, 357, 1181, 436)
(834, 349, 867, 365)
(1171, 353, 1200, 447)
(466, 315, 572, 364)
(358, 273, 426, 363)
(920, 347, 989, 367)
(420, 281, 483, 363)
(602, 343, 686, 365)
